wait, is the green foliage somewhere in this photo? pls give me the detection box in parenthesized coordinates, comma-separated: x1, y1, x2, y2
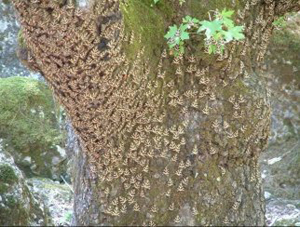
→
(0, 77, 64, 153)
(198, 19, 223, 39)
(164, 8, 245, 55)
(219, 8, 235, 28)
(221, 25, 245, 42)
(183, 15, 200, 26)
(273, 16, 287, 28)
(0, 184, 9, 194)
(164, 24, 189, 55)
(0, 164, 18, 184)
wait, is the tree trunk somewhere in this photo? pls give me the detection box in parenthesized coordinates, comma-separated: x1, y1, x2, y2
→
(12, 0, 300, 225)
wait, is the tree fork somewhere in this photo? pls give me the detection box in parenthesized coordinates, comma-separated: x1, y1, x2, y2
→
(12, 0, 300, 225)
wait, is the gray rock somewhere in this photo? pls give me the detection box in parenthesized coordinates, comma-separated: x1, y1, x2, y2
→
(0, 144, 50, 226)
(22, 156, 32, 166)
(0, 0, 36, 78)
(264, 191, 272, 200)
(52, 156, 61, 166)
(27, 177, 73, 226)
(260, 12, 300, 226)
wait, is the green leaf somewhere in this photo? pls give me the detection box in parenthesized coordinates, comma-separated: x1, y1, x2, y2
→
(198, 20, 223, 39)
(183, 15, 200, 24)
(183, 16, 192, 23)
(223, 17, 234, 28)
(164, 25, 178, 39)
(169, 42, 177, 48)
(221, 9, 234, 19)
(220, 9, 235, 28)
(272, 16, 286, 28)
(180, 31, 189, 40)
(174, 37, 180, 44)
(179, 24, 189, 40)
(222, 25, 245, 42)
(179, 43, 184, 54)
(208, 44, 216, 54)
(220, 44, 225, 53)
(213, 31, 223, 40)
(179, 24, 188, 32)
(154, 0, 160, 4)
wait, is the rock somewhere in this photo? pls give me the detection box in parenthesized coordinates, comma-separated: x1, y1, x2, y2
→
(22, 156, 32, 166)
(264, 191, 272, 200)
(0, 0, 35, 78)
(286, 204, 296, 210)
(266, 199, 300, 226)
(52, 156, 61, 166)
(0, 146, 50, 226)
(267, 157, 282, 165)
(56, 145, 66, 158)
(0, 77, 68, 180)
(27, 177, 73, 226)
(260, 12, 300, 200)
(260, 12, 300, 226)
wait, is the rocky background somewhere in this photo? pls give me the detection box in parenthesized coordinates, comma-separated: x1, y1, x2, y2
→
(0, 0, 299, 226)
(0, 0, 37, 78)
(260, 13, 300, 226)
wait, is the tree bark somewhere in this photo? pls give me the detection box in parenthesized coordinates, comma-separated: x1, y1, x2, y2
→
(12, 0, 300, 225)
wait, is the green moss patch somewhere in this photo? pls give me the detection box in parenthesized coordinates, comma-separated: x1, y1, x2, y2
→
(0, 183, 9, 194)
(0, 164, 17, 184)
(0, 77, 64, 152)
(0, 77, 65, 177)
(121, 0, 172, 65)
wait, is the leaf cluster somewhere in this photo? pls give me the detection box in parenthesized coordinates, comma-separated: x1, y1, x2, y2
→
(272, 16, 287, 28)
(164, 9, 245, 55)
(164, 24, 190, 55)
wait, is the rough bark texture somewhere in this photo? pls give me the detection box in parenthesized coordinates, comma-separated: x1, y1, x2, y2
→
(12, 0, 300, 225)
